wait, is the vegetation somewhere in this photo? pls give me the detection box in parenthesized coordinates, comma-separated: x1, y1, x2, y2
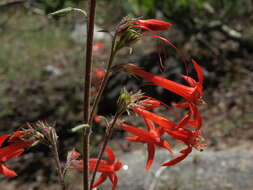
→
(0, 0, 252, 189)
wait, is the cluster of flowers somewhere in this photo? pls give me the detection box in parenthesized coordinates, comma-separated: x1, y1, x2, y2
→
(122, 59, 205, 169)
(119, 17, 205, 171)
(69, 18, 206, 190)
(0, 19, 205, 190)
(0, 131, 32, 177)
(68, 148, 122, 190)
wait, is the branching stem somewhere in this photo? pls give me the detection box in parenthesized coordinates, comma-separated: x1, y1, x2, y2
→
(89, 111, 123, 190)
(52, 142, 66, 190)
(88, 34, 117, 125)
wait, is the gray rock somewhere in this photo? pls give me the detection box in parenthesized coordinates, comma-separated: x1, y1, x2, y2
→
(70, 23, 110, 44)
(101, 150, 253, 190)
(44, 65, 62, 76)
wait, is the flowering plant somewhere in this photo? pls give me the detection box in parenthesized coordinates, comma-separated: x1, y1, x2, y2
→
(0, 2, 206, 190)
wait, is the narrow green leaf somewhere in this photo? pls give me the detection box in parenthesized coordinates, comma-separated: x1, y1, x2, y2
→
(71, 124, 90, 133)
(49, 7, 87, 17)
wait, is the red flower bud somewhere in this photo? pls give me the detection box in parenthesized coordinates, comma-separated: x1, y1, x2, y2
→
(134, 19, 172, 31)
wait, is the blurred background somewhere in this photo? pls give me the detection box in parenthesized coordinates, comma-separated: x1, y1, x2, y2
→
(0, 0, 252, 189)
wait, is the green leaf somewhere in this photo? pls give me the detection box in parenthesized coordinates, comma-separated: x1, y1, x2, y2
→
(49, 7, 87, 17)
(71, 124, 90, 133)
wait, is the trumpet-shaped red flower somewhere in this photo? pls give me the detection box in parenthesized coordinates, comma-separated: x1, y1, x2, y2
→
(124, 60, 204, 104)
(173, 101, 202, 130)
(92, 42, 105, 52)
(71, 148, 122, 190)
(161, 127, 205, 166)
(131, 19, 183, 58)
(122, 116, 173, 169)
(133, 105, 200, 136)
(161, 146, 192, 166)
(136, 98, 161, 110)
(91, 67, 105, 96)
(132, 107, 176, 130)
(130, 106, 204, 167)
(133, 19, 172, 31)
(0, 132, 32, 177)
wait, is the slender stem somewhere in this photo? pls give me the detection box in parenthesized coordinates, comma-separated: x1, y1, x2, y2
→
(88, 34, 117, 124)
(88, 33, 118, 190)
(52, 143, 66, 190)
(89, 111, 123, 190)
(83, 0, 97, 189)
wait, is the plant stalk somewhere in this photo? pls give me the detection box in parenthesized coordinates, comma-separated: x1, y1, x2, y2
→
(88, 34, 117, 124)
(83, 0, 97, 189)
(52, 142, 66, 190)
(89, 111, 123, 190)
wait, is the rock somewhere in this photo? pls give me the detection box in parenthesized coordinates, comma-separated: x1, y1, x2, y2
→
(101, 150, 253, 190)
(70, 23, 111, 44)
(44, 65, 62, 76)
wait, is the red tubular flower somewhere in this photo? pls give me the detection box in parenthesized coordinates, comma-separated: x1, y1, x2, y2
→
(92, 67, 105, 80)
(161, 146, 192, 166)
(137, 98, 161, 110)
(132, 107, 176, 131)
(161, 128, 205, 166)
(92, 42, 105, 52)
(173, 102, 202, 130)
(134, 19, 172, 31)
(155, 114, 205, 167)
(71, 148, 122, 190)
(122, 117, 173, 169)
(131, 19, 183, 58)
(180, 60, 204, 104)
(91, 67, 105, 96)
(125, 60, 204, 104)
(0, 132, 32, 177)
(130, 104, 204, 167)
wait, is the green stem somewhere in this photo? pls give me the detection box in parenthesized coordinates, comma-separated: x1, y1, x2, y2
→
(83, 0, 97, 189)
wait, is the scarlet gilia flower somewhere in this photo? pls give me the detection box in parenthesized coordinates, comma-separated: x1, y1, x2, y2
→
(0, 132, 32, 177)
(173, 101, 202, 130)
(180, 60, 204, 104)
(124, 60, 204, 105)
(92, 67, 105, 79)
(134, 97, 161, 110)
(133, 19, 172, 31)
(131, 19, 183, 58)
(91, 67, 105, 96)
(132, 107, 176, 130)
(116, 18, 182, 57)
(161, 146, 192, 166)
(92, 42, 105, 52)
(132, 105, 200, 134)
(161, 128, 205, 166)
(127, 100, 205, 167)
(122, 117, 173, 169)
(71, 148, 122, 190)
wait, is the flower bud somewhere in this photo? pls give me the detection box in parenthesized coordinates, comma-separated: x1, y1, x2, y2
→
(134, 19, 172, 31)
(67, 149, 81, 162)
(115, 29, 142, 51)
(117, 90, 132, 113)
(137, 99, 161, 110)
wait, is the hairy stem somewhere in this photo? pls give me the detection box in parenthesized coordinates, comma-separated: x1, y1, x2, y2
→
(52, 142, 66, 190)
(83, 0, 97, 189)
(89, 111, 123, 190)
